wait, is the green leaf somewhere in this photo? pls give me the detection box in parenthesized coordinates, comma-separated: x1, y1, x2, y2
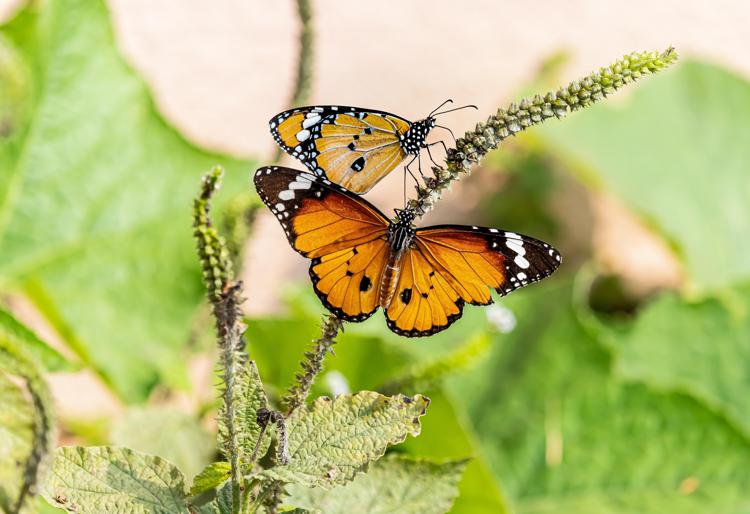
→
(189, 462, 231, 497)
(0, 0, 253, 401)
(110, 406, 215, 481)
(595, 283, 750, 441)
(260, 392, 429, 487)
(0, 370, 34, 512)
(400, 389, 508, 514)
(539, 60, 750, 292)
(449, 282, 750, 513)
(218, 360, 271, 472)
(0, 306, 74, 372)
(42, 446, 189, 514)
(0, 336, 55, 514)
(286, 456, 465, 514)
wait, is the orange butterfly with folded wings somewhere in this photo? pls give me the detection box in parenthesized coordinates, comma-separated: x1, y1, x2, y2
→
(254, 166, 561, 337)
(269, 101, 471, 194)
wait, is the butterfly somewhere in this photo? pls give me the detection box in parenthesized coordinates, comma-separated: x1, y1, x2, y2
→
(269, 101, 473, 194)
(254, 165, 562, 337)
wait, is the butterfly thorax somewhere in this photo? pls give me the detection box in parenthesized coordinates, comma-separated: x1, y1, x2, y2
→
(400, 118, 436, 155)
(379, 210, 417, 308)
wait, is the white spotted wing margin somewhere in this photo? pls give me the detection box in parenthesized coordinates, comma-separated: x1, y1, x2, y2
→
(415, 225, 562, 297)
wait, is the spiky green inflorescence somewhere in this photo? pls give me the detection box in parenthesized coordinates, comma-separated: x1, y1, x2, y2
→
(193, 166, 248, 514)
(282, 314, 344, 415)
(193, 166, 234, 300)
(408, 46, 678, 216)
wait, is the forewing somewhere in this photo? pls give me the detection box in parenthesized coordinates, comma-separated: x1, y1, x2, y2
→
(254, 165, 390, 258)
(254, 165, 392, 323)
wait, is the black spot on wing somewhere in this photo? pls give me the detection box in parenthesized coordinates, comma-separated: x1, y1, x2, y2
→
(308, 257, 379, 323)
(351, 156, 366, 172)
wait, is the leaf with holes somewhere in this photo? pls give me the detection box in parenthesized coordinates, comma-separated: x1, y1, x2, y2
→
(259, 392, 429, 487)
(42, 446, 189, 514)
(0, 0, 253, 401)
(285, 456, 465, 514)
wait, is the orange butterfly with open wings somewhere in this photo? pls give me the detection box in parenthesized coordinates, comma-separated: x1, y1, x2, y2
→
(254, 166, 562, 337)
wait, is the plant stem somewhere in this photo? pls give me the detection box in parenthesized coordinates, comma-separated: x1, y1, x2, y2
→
(282, 313, 343, 415)
(193, 166, 246, 514)
(407, 47, 678, 218)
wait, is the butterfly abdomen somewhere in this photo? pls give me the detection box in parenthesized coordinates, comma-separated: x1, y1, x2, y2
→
(379, 252, 402, 309)
(380, 210, 417, 308)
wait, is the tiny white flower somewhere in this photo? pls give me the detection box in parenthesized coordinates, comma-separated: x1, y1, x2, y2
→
(325, 370, 350, 397)
(486, 304, 517, 334)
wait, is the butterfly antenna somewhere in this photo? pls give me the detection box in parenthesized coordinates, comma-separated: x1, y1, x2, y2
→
(432, 104, 478, 117)
(428, 99, 453, 118)
(434, 124, 456, 143)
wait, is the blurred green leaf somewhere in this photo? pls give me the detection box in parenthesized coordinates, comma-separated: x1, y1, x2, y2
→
(0, 335, 55, 514)
(449, 282, 750, 512)
(259, 392, 429, 487)
(190, 461, 230, 497)
(0, 306, 75, 372)
(0, 370, 34, 512)
(0, 0, 253, 401)
(42, 446, 188, 513)
(246, 315, 411, 401)
(110, 407, 215, 482)
(594, 283, 750, 442)
(286, 456, 466, 514)
(539, 60, 750, 292)
(400, 389, 508, 514)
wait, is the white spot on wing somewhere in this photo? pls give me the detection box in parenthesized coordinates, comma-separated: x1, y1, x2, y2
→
(515, 256, 530, 269)
(274, 203, 285, 212)
(296, 129, 311, 142)
(278, 190, 295, 201)
(302, 114, 321, 128)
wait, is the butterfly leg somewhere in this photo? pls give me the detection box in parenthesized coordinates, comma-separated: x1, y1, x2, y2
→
(403, 154, 421, 194)
(424, 142, 449, 173)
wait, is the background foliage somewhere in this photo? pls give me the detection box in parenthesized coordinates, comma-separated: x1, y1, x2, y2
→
(1, 0, 749, 513)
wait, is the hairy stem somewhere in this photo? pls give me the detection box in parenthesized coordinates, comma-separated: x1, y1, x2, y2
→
(282, 313, 343, 415)
(193, 166, 247, 514)
(407, 47, 678, 217)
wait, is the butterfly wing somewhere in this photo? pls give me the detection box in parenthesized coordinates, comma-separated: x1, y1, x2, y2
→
(270, 106, 411, 194)
(384, 226, 561, 337)
(254, 165, 391, 321)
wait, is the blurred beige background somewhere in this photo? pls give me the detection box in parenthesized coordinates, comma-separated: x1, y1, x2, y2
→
(2, 0, 748, 415)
